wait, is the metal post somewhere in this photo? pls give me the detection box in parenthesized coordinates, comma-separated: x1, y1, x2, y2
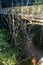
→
(40, 25, 43, 43)
(0, 0, 2, 8)
(11, 0, 16, 46)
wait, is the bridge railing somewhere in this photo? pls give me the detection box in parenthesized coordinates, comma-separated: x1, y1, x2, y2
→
(0, 5, 43, 15)
(0, 8, 11, 14)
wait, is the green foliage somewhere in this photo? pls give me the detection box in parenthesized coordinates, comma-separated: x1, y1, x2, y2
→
(0, 29, 10, 51)
(0, 17, 32, 65)
(34, 0, 41, 4)
(0, 29, 10, 41)
(0, 28, 28, 65)
(0, 18, 8, 29)
(0, 48, 19, 65)
(0, 29, 19, 65)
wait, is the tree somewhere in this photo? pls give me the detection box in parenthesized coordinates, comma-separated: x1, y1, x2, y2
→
(34, 0, 41, 4)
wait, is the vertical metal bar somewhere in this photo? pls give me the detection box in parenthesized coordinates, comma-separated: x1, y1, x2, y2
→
(0, 0, 2, 8)
(40, 25, 43, 43)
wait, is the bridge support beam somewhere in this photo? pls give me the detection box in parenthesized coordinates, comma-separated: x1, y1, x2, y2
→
(11, 15, 16, 46)
(1, 14, 17, 46)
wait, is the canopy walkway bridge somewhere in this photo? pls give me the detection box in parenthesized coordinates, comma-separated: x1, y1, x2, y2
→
(0, 5, 43, 25)
(0, 5, 43, 65)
